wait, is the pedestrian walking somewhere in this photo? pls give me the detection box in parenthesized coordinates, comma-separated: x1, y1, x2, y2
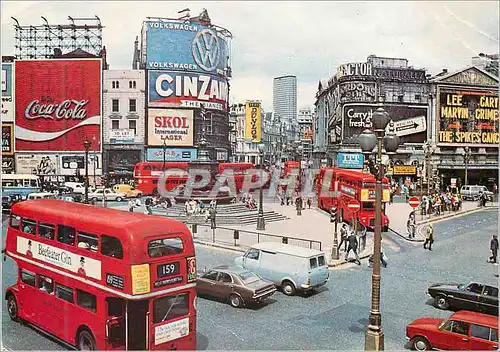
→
(407, 212, 416, 239)
(145, 196, 153, 215)
(307, 197, 312, 209)
(128, 199, 135, 212)
(488, 234, 498, 265)
(423, 223, 434, 250)
(295, 197, 303, 215)
(209, 206, 217, 229)
(339, 224, 348, 252)
(368, 251, 388, 268)
(345, 230, 361, 265)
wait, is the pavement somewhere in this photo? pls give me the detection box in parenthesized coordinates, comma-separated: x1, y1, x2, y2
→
(3, 208, 498, 350)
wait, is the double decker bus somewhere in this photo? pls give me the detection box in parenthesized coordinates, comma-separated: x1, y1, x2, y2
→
(315, 167, 390, 231)
(4, 200, 197, 350)
(218, 162, 254, 192)
(133, 162, 189, 195)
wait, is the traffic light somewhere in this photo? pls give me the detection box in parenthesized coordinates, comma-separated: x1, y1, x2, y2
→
(330, 207, 337, 223)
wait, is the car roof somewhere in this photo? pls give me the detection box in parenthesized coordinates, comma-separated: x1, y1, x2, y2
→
(451, 311, 499, 327)
(212, 265, 251, 275)
(251, 242, 324, 257)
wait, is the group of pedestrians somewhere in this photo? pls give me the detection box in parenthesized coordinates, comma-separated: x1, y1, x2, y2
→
(420, 192, 462, 216)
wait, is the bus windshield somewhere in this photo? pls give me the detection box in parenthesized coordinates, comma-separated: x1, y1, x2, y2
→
(153, 293, 190, 324)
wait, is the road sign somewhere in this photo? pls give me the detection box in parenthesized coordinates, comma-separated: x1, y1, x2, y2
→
(408, 196, 420, 208)
(386, 115, 426, 137)
(347, 199, 361, 213)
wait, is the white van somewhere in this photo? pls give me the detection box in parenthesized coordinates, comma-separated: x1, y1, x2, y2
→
(27, 192, 55, 200)
(234, 242, 329, 296)
(64, 182, 86, 194)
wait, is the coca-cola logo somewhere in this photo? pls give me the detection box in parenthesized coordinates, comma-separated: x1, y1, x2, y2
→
(25, 99, 89, 120)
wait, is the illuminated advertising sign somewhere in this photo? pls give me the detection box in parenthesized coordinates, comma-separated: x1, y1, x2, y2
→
(148, 71, 228, 111)
(437, 88, 499, 145)
(146, 147, 197, 162)
(147, 108, 194, 146)
(339, 81, 376, 102)
(336, 152, 364, 169)
(15, 154, 59, 175)
(145, 20, 229, 76)
(2, 123, 14, 155)
(342, 104, 427, 144)
(15, 59, 101, 152)
(373, 68, 427, 83)
(336, 62, 373, 80)
(1, 63, 14, 122)
(244, 102, 261, 142)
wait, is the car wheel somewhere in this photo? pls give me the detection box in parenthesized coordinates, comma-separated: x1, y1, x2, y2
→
(435, 295, 450, 310)
(92, 197, 97, 202)
(412, 336, 431, 351)
(281, 280, 296, 296)
(116, 197, 123, 202)
(229, 294, 243, 308)
(77, 329, 96, 350)
(7, 294, 19, 322)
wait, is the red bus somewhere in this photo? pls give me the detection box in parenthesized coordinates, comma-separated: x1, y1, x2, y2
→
(4, 200, 197, 350)
(218, 162, 253, 192)
(315, 167, 390, 231)
(134, 162, 189, 195)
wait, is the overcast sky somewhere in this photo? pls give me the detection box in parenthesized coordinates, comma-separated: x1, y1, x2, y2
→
(2, 1, 498, 111)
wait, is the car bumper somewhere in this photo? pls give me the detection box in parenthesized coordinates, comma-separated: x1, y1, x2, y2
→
(252, 289, 276, 301)
(301, 281, 328, 290)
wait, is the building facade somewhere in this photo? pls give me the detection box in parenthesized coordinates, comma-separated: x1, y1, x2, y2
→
(102, 69, 145, 181)
(273, 75, 297, 121)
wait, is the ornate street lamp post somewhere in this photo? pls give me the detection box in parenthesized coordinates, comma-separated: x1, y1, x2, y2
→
(83, 139, 91, 204)
(463, 146, 471, 186)
(423, 141, 436, 195)
(256, 143, 266, 230)
(358, 108, 400, 351)
(162, 137, 167, 172)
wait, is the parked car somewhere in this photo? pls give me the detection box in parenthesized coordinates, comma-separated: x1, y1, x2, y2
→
(406, 310, 498, 350)
(460, 185, 493, 201)
(27, 192, 56, 200)
(234, 242, 329, 296)
(113, 184, 143, 198)
(428, 282, 498, 316)
(197, 265, 276, 308)
(88, 188, 126, 202)
(2, 194, 23, 212)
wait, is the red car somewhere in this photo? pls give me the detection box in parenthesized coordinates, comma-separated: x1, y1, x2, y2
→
(406, 311, 498, 350)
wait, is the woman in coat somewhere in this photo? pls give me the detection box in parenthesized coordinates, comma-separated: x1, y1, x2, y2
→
(423, 223, 434, 251)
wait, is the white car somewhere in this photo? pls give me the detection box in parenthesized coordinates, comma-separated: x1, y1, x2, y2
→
(64, 182, 86, 194)
(88, 188, 126, 202)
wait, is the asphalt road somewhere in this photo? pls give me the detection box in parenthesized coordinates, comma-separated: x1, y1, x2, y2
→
(2, 208, 498, 350)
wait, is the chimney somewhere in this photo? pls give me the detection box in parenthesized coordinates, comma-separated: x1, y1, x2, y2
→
(132, 36, 140, 70)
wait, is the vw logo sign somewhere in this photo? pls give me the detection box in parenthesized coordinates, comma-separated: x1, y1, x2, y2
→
(191, 28, 220, 72)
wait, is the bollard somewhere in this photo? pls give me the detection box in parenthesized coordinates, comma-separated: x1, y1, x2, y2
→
(282, 237, 288, 244)
(191, 224, 197, 238)
(212, 228, 215, 243)
(233, 230, 239, 247)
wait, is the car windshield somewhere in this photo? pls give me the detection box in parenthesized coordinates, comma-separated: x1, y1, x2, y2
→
(458, 284, 466, 290)
(238, 271, 261, 284)
(438, 318, 448, 330)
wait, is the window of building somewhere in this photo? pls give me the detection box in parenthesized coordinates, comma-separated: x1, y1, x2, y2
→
(115, 81, 119, 89)
(133, 81, 137, 89)
(77, 232, 99, 252)
(112, 120, 120, 130)
(414, 94, 421, 101)
(112, 81, 116, 89)
(129, 120, 137, 135)
(20, 269, 36, 286)
(129, 99, 136, 112)
(398, 95, 404, 102)
(129, 81, 133, 89)
(206, 113, 213, 134)
(101, 235, 123, 259)
(56, 283, 74, 303)
(112, 99, 119, 112)
(57, 225, 76, 246)
(77, 289, 97, 312)
(38, 223, 55, 240)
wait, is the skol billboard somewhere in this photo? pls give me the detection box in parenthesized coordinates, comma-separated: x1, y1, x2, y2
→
(15, 59, 101, 152)
(148, 108, 194, 146)
(145, 20, 230, 76)
(148, 71, 228, 111)
(245, 102, 261, 142)
(1, 63, 14, 122)
(437, 88, 499, 145)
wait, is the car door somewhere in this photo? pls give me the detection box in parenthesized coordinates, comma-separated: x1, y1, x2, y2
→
(241, 248, 260, 272)
(94, 189, 103, 199)
(437, 319, 471, 350)
(462, 283, 484, 311)
(478, 285, 499, 315)
(468, 324, 498, 350)
(198, 270, 219, 297)
(104, 189, 114, 200)
(215, 272, 234, 300)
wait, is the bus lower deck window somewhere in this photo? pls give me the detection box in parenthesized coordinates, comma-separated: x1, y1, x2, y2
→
(148, 237, 184, 258)
(20, 269, 35, 286)
(56, 283, 74, 303)
(37, 275, 54, 294)
(38, 223, 55, 240)
(77, 289, 97, 312)
(21, 219, 37, 235)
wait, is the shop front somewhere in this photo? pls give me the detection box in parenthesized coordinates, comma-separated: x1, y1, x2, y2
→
(105, 149, 142, 185)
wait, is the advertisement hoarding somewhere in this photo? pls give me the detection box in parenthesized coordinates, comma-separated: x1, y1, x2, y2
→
(437, 88, 499, 145)
(2, 156, 14, 173)
(244, 102, 261, 142)
(148, 71, 228, 111)
(15, 59, 101, 152)
(59, 154, 102, 176)
(336, 152, 364, 169)
(342, 104, 427, 144)
(15, 154, 59, 175)
(2, 123, 14, 155)
(145, 20, 229, 76)
(1, 63, 14, 122)
(147, 108, 194, 146)
(110, 129, 135, 143)
(146, 147, 198, 162)
(393, 165, 417, 175)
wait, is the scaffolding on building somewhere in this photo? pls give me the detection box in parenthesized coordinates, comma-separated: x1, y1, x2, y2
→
(11, 16, 104, 59)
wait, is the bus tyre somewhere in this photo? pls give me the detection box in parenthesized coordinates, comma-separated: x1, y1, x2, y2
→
(77, 329, 96, 350)
(7, 294, 19, 322)
(282, 280, 296, 296)
(229, 294, 243, 308)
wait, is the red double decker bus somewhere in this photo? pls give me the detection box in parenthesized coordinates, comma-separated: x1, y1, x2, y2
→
(4, 200, 197, 350)
(218, 162, 254, 192)
(134, 162, 189, 195)
(315, 167, 390, 231)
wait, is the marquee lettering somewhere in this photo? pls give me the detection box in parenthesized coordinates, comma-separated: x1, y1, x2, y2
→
(154, 116, 189, 129)
(25, 99, 89, 120)
(154, 73, 228, 102)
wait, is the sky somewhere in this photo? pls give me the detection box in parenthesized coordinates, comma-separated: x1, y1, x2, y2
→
(1, 1, 499, 111)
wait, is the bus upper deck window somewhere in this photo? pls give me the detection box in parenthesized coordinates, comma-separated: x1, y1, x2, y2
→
(57, 225, 76, 246)
(77, 232, 99, 252)
(21, 218, 37, 235)
(38, 223, 55, 240)
(10, 214, 20, 230)
(101, 235, 123, 259)
(148, 237, 184, 258)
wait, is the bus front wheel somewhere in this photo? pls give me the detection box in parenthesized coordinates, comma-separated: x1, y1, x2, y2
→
(77, 329, 96, 350)
(7, 294, 19, 322)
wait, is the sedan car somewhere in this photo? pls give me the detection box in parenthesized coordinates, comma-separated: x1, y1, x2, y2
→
(2, 194, 23, 212)
(197, 265, 276, 308)
(428, 282, 498, 316)
(88, 188, 126, 202)
(113, 184, 143, 198)
(406, 310, 498, 350)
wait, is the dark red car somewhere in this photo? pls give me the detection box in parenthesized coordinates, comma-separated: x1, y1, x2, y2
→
(406, 311, 498, 350)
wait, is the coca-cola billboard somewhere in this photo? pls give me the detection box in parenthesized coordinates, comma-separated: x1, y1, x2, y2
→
(15, 59, 101, 152)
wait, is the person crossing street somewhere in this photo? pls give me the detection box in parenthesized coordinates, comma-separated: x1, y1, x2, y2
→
(345, 230, 361, 265)
(423, 223, 434, 250)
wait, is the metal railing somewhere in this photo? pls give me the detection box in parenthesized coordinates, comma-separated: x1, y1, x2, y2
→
(191, 223, 322, 251)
